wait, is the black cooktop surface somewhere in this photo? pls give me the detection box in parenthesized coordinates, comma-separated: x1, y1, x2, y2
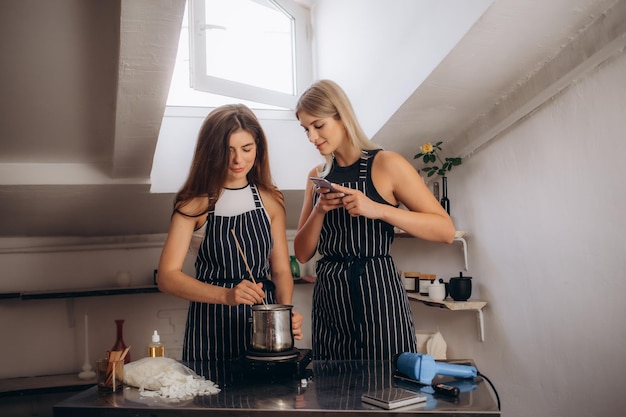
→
(236, 348, 312, 378)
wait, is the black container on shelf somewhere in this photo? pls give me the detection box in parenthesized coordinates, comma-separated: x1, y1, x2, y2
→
(448, 272, 472, 301)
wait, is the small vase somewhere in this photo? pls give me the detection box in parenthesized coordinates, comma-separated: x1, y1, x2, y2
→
(111, 319, 130, 363)
(440, 176, 450, 215)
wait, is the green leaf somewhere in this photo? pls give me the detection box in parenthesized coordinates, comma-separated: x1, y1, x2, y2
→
(414, 153, 423, 159)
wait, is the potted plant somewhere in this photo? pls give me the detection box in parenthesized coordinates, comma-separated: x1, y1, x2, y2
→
(413, 141, 462, 177)
(414, 141, 462, 214)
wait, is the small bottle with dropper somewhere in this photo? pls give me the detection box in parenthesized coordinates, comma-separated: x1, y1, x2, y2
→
(148, 330, 164, 357)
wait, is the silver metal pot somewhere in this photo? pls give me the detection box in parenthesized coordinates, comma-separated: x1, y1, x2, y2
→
(250, 304, 294, 352)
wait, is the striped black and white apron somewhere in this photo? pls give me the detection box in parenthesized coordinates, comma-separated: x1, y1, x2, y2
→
(182, 183, 275, 362)
(312, 150, 417, 360)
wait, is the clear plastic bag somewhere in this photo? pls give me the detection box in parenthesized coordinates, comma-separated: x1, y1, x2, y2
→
(124, 357, 220, 399)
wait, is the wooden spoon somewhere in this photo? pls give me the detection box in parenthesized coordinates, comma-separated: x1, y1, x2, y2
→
(231, 229, 267, 307)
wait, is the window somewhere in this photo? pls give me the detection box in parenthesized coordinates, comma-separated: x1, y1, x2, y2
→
(153, 0, 316, 193)
(167, 0, 311, 110)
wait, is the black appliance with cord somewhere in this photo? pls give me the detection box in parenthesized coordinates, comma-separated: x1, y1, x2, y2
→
(233, 348, 313, 379)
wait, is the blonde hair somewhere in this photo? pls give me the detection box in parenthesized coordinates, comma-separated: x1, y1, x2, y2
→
(296, 80, 380, 175)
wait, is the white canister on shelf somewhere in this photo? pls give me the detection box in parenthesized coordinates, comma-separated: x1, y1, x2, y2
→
(401, 271, 415, 291)
(403, 272, 420, 293)
(428, 281, 446, 302)
(419, 274, 436, 295)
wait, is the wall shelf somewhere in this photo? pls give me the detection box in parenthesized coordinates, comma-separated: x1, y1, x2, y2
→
(0, 285, 162, 329)
(0, 292, 20, 300)
(407, 293, 487, 342)
(455, 236, 469, 271)
(0, 373, 95, 397)
(0, 285, 160, 301)
(395, 230, 469, 270)
(294, 276, 316, 284)
(394, 230, 483, 340)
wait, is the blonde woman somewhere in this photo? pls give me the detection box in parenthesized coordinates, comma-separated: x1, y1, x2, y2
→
(294, 80, 454, 360)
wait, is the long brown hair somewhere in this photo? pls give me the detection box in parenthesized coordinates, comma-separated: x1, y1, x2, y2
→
(174, 104, 283, 217)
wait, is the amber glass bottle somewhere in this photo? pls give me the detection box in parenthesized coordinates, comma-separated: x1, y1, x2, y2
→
(111, 319, 130, 364)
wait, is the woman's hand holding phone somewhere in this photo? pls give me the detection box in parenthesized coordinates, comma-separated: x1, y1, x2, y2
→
(310, 177, 338, 192)
(310, 177, 346, 214)
(312, 180, 379, 219)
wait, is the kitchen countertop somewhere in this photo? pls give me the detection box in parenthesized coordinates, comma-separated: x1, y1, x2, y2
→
(53, 359, 500, 416)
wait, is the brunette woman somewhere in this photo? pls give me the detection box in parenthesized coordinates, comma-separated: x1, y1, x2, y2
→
(158, 104, 303, 361)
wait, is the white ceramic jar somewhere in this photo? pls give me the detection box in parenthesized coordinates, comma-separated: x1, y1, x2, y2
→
(428, 281, 446, 302)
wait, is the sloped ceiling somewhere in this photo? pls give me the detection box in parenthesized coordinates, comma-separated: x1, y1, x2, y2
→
(0, 0, 184, 237)
(0, 0, 622, 237)
(373, 0, 623, 162)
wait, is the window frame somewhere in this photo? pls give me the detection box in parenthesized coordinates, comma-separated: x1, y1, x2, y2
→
(188, 0, 312, 110)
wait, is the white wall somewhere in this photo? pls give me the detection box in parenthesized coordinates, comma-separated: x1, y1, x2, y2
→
(0, 233, 315, 379)
(430, 46, 625, 417)
(0, 238, 182, 378)
(151, 107, 322, 193)
(311, 0, 493, 137)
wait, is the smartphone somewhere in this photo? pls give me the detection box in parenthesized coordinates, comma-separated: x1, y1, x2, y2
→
(361, 387, 427, 410)
(310, 177, 338, 192)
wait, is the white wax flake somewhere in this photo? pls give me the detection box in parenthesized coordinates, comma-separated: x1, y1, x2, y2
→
(124, 357, 220, 400)
(137, 370, 220, 400)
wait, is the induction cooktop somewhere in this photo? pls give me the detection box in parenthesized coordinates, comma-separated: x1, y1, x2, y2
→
(234, 348, 312, 379)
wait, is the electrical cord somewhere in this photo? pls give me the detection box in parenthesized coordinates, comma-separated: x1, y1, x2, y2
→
(477, 371, 501, 411)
